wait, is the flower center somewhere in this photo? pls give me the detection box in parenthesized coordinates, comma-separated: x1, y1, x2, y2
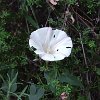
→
(43, 44, 54, 54)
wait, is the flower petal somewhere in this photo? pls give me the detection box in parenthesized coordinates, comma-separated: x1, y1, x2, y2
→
(49, 29, 68, 47)
(40, 54, 55, 61)
(55, 45, 72, 57)
(29, 39, 40, 49)
(34, 49, 45, 54)
(40, 53, 65, 61)
(35, 27, 53, 45)
(54, 37, 73, 48)
(29, 27, 53, 50)
(29, 31, 42, 49)
(53, 53, 65, 61)
(53, 37, 73, 57)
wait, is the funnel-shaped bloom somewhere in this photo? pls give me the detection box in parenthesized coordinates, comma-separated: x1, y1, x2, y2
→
(29, 27, 73, 61)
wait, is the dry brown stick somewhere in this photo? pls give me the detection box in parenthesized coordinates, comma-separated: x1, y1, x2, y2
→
(65, 8, 92, 98)
(79, 33, 91, 100)
(68, 22, 92, 100)
(73, 9, 92, 100)
(76, 14, 97, 36)
(71, 6, 94, 27)
(71, 7, 97, 36)
(71, 25, 92, 100)
(75, 6, 93, 22)
(45, 9, 52, 27)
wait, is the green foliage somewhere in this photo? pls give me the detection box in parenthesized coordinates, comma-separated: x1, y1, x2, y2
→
(44, 70, 72, 97)
(58, 70, 83, 88)
(29, 84, 44, 100)
(0, 0, 99, 100)
(96, 68, 100, 75)
(0, 70, 18, 99)
(0, 13, 28, 69)
(80, 0, 99, 14)
(0, 27, 10, 52)
(59, 0, 76, 5)
(44, 70, 58, 93)
(25, 15, 39, 28)
(77, 95, 87, 100)
(66, 0, 76, 5)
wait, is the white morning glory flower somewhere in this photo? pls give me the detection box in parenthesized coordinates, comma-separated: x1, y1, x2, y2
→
(29, 27, 73, 61)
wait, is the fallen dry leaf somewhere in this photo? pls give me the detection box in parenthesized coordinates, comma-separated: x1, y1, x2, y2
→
(49, 0, 59, 5)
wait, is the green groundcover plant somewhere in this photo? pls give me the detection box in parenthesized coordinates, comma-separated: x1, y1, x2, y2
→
(0, 0, 100, 100)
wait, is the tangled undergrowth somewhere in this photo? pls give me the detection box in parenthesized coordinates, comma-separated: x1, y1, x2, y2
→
(0, 0, 100, 100)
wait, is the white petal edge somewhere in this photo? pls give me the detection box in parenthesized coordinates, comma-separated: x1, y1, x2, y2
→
(34, 49, 45, 55)
(29, 39, 40, 49)
(40, 53, 65, 61)
(49, 29, 68, 46)
(35, 27, 53, 45)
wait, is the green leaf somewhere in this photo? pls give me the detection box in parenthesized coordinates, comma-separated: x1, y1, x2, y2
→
(1, 82, 8, 92)
(10, 72, 18, 85)
(96, 68, 100, 75)
(77, 95, 87, 100)
(36, 87, 44, 99)
(58, 70, 83, 88)
(44, 71, 57, 93)
(0, 71, 18, 93)
(10, 83, 17, 92)
(8, 69, 17, 81)
(29, 95, 39, 100)
(0, 79, 7, 92)
(44, 71, 56, 83)
(29, 86, 44, 100)
(18, 86, 28, 98)
(25, 15, 39, 29)
(9, 71, 18, 92)
(30, 84, 36, 95)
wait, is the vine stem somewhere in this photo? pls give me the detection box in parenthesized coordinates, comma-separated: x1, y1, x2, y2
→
(6, 83, 11, 100)
(70, 22, 91, 100)
(45, 8, 51, 27)
(29, 5, 39, 27)
(79, 32, 91, 100)
(45, 61, 48, 70)
(70, 6, 92, 99)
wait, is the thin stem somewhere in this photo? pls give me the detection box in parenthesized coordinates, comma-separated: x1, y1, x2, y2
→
(37, 74, 44, 86)
(79, 32, 88, 68)
(71, 6, 97, 36)
(29, 5, 39, 28)
(45, 61, 48, 70)
(26, 19, 30, 34)
(79, 33, 91, 100)
(45, 9, 51, 27)
(66, 16, 91, 99)
(54, 62, 58, 79)
(6, 83, 11, 100)
(70, 25, 91, 100)
(61, 4, 67, 30)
